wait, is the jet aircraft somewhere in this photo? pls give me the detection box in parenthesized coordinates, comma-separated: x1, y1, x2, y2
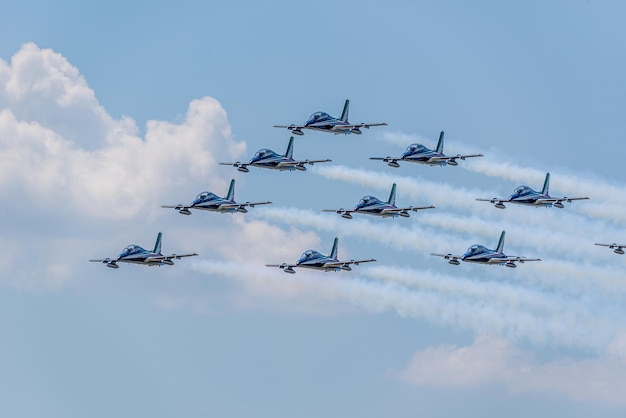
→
(431, 231, 541, 268)
(89, 232, 197, 269)
(265, 237, 376, 274)
(369, 131, 483, 167)
(322, 183, 435, 219)
(594, 243, 626, 255)
(476, 173, 589, 209)
(161, 179, 271, 215)
(273, 99, 387, 136)
(219, 136, 331, 172)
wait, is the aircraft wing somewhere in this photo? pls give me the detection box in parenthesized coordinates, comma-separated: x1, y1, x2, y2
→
(595, 243, 626, 248)
(535, 197, 590, 204)
(489, 256, 542, 263)
(476, 198, 507, 205)
(380, 205, 436, 214)
(428, 154, 484, 163)
(323, 258, 376, 268)
(273, 124, 305, 130)
(148, 253, 199, 262)
(89, 258, 112, 263)
(161, 204, 191, 210)
(219, 201, 272, 209)
(322, 208, 355, 215)
(431, 253, 463, 260)
(343, 122, 388, 129)
(219, 162, 249, 169)
(277, 159, 332, 167)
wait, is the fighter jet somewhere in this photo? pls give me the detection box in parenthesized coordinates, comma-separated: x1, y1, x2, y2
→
(265, 237, 376, 274)
(273, 99, 387, 136)
(219, 136, 331, 172)
(161, 179, 271, 215)
(89, 232, 197, 269)
(595, 243, 626, 255)
(369, 131, 483, 167)
(322, 183, 435, 219)
(431, 231, 541, 268)
(476, 173, 589, 209)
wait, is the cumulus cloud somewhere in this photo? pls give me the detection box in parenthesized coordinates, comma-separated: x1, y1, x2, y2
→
(396, 334, 626, 406)
(0, 43, 246, 220)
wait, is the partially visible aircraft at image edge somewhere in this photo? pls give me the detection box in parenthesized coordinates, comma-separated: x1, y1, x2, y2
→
(161, 179, 271, 215)
(323, 183, 435, 219)
(431, 231, 541, 268)
(273, 99, 387, 136)
(476, 172, 590, 209)
(595, 242, 626, 255)
(89, 232, 198, 269)
(219, 136, 331, 172)
(370, 131, 483, 167)
(266, 237, 376, 274)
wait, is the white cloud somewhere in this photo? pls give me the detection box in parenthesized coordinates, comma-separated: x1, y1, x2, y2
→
(0, 43, 246, 220)
(397, 334, 626, 407)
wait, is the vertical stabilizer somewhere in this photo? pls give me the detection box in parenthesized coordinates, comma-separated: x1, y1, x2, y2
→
(226, 179, 236, 201)
(541, 173, 550, 195)
(387, 183, 397, 206)
(153, 232, 163, 255)
(436, 131, 445, 154)
(285, 136, 295, 159)
(340, 99, 350, 122)
(495, 231, 505, 253)
(330, 237, 339, 259)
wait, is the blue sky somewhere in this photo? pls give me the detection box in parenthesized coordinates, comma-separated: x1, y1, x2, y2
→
(2, 1, 626, 417)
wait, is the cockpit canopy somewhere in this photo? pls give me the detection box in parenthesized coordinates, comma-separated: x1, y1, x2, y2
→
(465, 244, 489, 256)
(252, 149, 278, 161)
(357, 195, 382, 207)
(306, 111, 332, 124)
(298, 250, 323, 263)
(511, 186, 535, 197)
(194, 191, 218, 203)
(404, 143, 426, 155)
(120, 244, 144, 256)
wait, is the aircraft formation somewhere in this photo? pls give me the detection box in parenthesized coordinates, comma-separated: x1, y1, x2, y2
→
(91, 99, 619, 271)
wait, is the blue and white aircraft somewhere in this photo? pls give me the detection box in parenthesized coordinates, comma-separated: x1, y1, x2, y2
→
(431, 231, 541, 268)
(89, 232, 198, 269)
(161, 179, 271, 215)
(594, 242, 626, 255)
(370, 131, 483, 167)
(265, 237, 376, 274)
(273, 99, 387, 136)
(323, 183, 435, 219)
(476, 173, 589, 209)
(219, 136, 331, 172)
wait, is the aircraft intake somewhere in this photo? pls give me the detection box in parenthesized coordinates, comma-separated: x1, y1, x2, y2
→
(448, 259, 460, 265)
(179, 209, 192, 215)
(236, 207, 248, 213)
(399, 211, 410, 218)
(350, 128, 362, 134)
(341, 212, 353, 219)
(283, 267, 296, 274)
(106, 262, 119, 269)
(387, 161, 400, 168)
(162, 260, 175, 266)
(340, 265, 352, 271)
(237, 166, 249, 173)
(294, 165, 307, 171)
(505, 262, 517, 268)
(553, 202, 564, 208)
(291, 129, 304, 136)
(495, 203, 506, 209)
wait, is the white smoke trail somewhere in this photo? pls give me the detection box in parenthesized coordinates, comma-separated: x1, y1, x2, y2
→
(380, 132, 626, 225)
(189, 260, 626, 352)
(253, 206, 454, 254)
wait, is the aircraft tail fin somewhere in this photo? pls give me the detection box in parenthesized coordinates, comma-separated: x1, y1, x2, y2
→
(226, 179, 235, 201)
(496, 231, 505, 253)
(340, 99, 350, 123)
(330, 237, 339, 259)
(541, 172, 550, 195)
(387, 183, 397, 205)
(153, 232, 163, 255)
(436, 131, 445, 154)
(285, 136, 295, 159)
